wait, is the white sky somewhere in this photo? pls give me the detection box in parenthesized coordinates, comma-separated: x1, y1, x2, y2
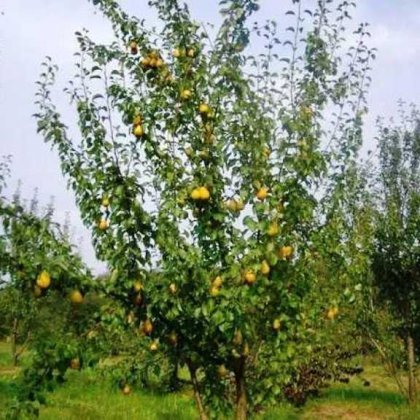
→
(0, 0, 419, 274)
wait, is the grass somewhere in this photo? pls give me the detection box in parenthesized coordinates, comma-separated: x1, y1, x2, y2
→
(0, 341, 418, 419)
(40, 370, 198, 420)
(300, 362, 419, 420)
(0, 341, 12, 367)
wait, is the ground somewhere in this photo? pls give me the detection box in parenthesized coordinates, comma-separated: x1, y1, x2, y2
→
(0, 341, 418, 419)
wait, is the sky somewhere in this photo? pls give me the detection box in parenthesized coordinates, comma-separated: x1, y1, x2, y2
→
(0, 0, 419, 274)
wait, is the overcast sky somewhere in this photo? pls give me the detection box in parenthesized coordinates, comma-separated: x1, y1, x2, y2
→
(0, 0, 419, 274)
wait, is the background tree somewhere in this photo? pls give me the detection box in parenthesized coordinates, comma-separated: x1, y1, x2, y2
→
(0, 155, 12, 289)
(0, 187, 90, 359)
(372, 105, 420, 403)
(34, 0, 374, 418)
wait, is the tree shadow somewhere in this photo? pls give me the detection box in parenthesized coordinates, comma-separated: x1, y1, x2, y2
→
(0, 377, 18, 400)
(324, 387, 406, 406)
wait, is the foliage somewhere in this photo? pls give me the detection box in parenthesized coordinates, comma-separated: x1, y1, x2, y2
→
(34, 0, 375, 417)
(0, 192, 91, 300)
(373, 105, 420, 333)
(370, 105, 420, 402)
(0, 177, 100, 417)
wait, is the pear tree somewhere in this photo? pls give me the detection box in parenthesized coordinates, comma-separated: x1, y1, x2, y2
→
(35, 0, 374, 417)
(0, 178, 95, 417)
(372, 107, 419, 403)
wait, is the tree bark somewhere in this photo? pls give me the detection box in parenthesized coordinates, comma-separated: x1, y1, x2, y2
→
(187, 361, 208, 420)
(234, 357, 247, 420)
(11, 317, 18, 367)
(407, 333, 417, 404)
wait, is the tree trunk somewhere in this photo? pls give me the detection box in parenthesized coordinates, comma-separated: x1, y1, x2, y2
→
(11, 318, 18, 367)
(407, 333, 417, 404)
(234, 358, 247, 420)
(187, 361, 208, 420)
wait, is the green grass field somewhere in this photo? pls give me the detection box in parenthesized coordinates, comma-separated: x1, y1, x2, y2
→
(0, 341, 418, 419)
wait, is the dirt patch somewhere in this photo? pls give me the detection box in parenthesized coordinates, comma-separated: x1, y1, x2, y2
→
(302, 404, 390, 420)
(0, 366, 19, 377)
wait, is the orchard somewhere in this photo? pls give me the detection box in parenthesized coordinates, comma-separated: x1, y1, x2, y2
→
(0, 0, 418, 419)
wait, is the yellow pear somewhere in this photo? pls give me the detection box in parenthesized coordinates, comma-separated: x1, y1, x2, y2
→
(272, 318, 281, 331)
(199, 150, 210, 161)
(36, 271, 51, 289)
(244, 270, 256, 285)
(256, 187, 269, 201)
(127, 312, 135, 324)
(133, 281, 143, 292)
(225, 200, 237, 212)
(233, 329, 243, 346)
(129, 41, 138, 55)
(70, 358, 81, 370)
(70, 290, 84, 304)
(168, 332, 178, 346)
(98, 218, 109, 231)
(267, 222, 279, 237)
(212, 276, 223, 288)
(101, 196, 110, 207)
(190, 188, 201, 200)
(326, 307, 339, 320)
(140, 56, 151, 67)
(122, 384, 131, 395)
(142, 319, 153, 335)
(226, 199, 244, 212)
(260, 260, 270, 275)
(263, 147, 271, 158)
(180, 89, 192, 100)
(279, 245, 293, 259)
(199, 103, 211, 115)
(217, 364, 228, 378)
(198, 186, 210, 200)
(133, 124, 144, 138)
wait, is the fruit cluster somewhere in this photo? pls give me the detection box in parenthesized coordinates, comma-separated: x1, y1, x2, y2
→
(224, 198, 245, 213)
(140, 50, 164, 70)
(172, 47, 196, 59)
(132, 114, 144, 138)
(34, 270, 84, 303)
(190, 186, 210, 201)
(98, 195, 111, 231)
